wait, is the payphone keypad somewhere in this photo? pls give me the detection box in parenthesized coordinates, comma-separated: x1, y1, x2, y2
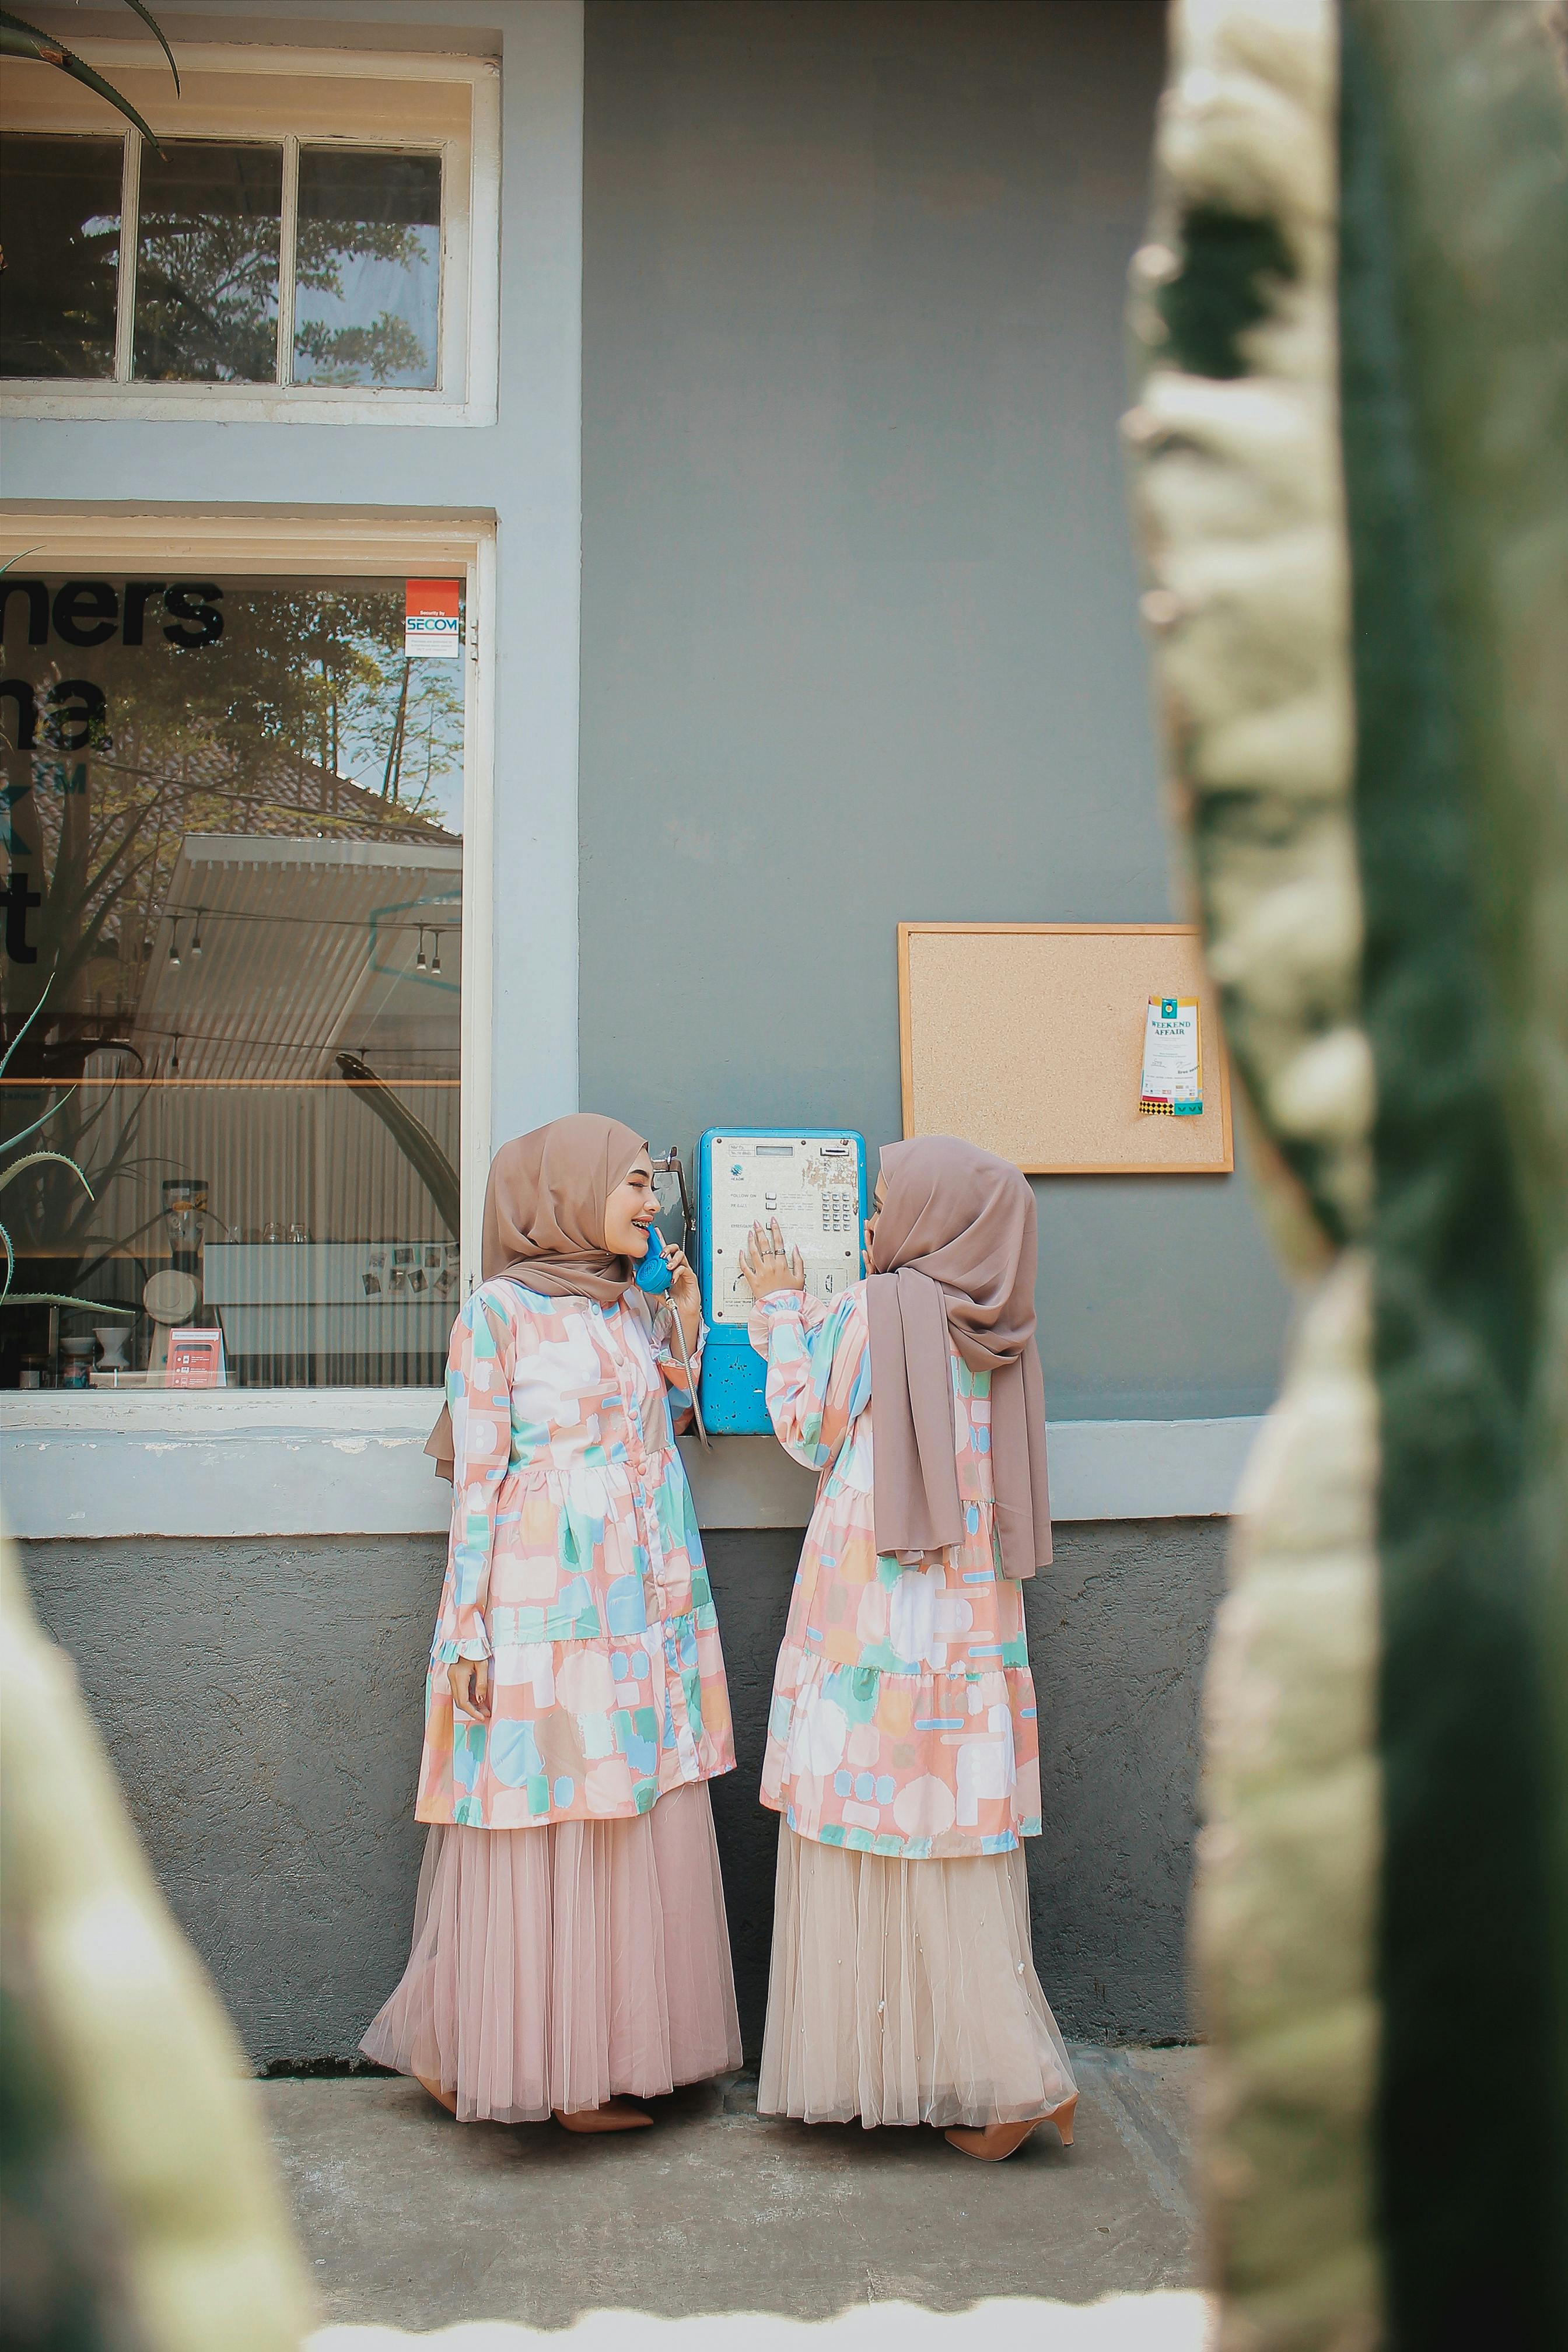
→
(706, 1134, 863, 1325)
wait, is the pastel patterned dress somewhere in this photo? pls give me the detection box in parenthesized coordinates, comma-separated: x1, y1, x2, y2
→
(750, 1280, 1074, 2130)
(749, 1282, 1041, 1858)
(415, 1277, 735, 1828)
(363, 1275, 741, 2122)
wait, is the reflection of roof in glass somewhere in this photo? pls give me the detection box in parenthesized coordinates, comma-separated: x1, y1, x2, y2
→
(10, 729, 457, 988)
(95, 735, 460, 846)
(132, 833, 462, 1084)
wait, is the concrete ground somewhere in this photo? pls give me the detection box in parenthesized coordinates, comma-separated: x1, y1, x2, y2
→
(262, 2046, 1200, 2337)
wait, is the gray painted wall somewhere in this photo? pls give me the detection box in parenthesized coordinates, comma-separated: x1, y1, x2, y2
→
(22, 1518, 1224, 2063)
(578, 0, 1292, 1420)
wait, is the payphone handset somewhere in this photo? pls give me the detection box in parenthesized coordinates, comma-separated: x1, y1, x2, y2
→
(696, 1129, 869, 1434)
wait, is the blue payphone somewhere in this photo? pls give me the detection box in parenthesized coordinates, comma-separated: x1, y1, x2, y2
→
(695, 1128, 869, 1434)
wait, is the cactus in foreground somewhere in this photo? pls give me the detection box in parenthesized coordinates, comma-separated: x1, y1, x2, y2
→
(1, 1530, 313, 2351)
(1127, 0, 1567, 2342)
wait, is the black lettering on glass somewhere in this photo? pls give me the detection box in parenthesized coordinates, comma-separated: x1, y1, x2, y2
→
(162, 583, 225, 649)
(0, 581, 49, 649)
(0, 680, 39, 752)
(2, 871, 41, 964)
(0, 780, 33, 855)
(121, 582, 167, 646)
(52, 580, 120, 649)
(45, 681, 107, 752)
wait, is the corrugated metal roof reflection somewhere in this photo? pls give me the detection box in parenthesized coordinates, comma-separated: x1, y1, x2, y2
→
(132, 833, 462, 1082)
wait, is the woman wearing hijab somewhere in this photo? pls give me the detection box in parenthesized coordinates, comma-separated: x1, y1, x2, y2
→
(362, 1115, 741, 2133)
(738, 1135, 1076, 2161)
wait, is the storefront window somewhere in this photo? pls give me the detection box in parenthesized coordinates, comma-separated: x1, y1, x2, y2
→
(0, 134, 444, 390)
(0, 572, 465, 1391)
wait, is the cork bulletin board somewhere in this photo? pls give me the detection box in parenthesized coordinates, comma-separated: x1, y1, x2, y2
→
(898, 923, 1234, 1175)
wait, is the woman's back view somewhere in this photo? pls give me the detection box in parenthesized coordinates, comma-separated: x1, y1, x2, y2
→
(742, 1136, 1078, 2160)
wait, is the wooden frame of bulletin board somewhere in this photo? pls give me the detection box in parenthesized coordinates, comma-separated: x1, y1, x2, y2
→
(898, 923, 1233, 1175)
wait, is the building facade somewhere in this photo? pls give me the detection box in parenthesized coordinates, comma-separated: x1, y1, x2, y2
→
(0, 0, 1289, 2061)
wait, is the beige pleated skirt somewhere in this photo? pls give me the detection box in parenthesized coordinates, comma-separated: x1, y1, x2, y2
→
(758, 1824, 1077, 2130)
(360, 1780, 741, 2122)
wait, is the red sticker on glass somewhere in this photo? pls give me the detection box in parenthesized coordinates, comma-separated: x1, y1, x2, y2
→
(405, 579, 461, 658)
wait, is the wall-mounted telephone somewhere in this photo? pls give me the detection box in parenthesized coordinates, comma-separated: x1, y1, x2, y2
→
(696, 1128, 869, 1434)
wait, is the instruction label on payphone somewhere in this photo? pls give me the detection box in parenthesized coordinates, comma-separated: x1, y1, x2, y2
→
(704, 1133, 862, 1324)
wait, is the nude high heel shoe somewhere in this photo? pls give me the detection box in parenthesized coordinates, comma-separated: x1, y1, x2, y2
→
(553, 2099, 653, 2134)
(415, 2071, 459, 2117)
(944, 2092, 1078, 2162)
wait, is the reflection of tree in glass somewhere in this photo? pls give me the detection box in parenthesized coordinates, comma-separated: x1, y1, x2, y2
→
(292, 149, 440, 388)
(132, 144, 284, 384)
(1, 587, 463, 1081)
(292, 218, 435, 387)
(132, 145, 441, 387)
(0, 583, 464, 1342)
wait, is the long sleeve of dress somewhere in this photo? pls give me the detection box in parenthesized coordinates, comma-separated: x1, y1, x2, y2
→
(432, 1290, 516, 1665)
(649, 1302, 707, 1433)
(747, 1288, 870, 1470)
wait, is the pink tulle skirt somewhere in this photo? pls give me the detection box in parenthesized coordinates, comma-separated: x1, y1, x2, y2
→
(758, 1825, 1078, 2129)
(360, 1781, 741, 2122)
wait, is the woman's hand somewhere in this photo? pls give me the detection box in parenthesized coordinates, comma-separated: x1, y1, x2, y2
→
(449, 1658, 492, 1721)
(740, 1218, 805, 1300)
(661, 1241, 701, 1322)
(655, 1240, 702, 1359)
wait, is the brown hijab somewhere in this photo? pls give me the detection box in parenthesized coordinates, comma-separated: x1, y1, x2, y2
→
(864, 1136, 1052, 1580)
(425, 1113, 648, 1480)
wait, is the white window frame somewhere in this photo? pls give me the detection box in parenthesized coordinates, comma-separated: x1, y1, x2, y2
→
(0, 44, 500, 427)
(0, 503, 495, 1443)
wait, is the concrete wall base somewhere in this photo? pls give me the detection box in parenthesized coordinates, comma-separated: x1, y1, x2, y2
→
(20, 1520, 1224, 2064)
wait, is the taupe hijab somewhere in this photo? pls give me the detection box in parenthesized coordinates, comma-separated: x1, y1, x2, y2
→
(864, 1136, 1052, 1580)
(425, 1113, 647, 1480)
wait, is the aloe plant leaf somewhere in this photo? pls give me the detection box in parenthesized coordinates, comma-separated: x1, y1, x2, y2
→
(0, 1086, 80, 1160)
(0, 1292, 134, 1315)
(116, 0, 178, 92)
(0, 1152, 93, 1201)
(334, 1054, 459, 1237)
(0, 970, 60, 1083)
(0, 15, 163, 148)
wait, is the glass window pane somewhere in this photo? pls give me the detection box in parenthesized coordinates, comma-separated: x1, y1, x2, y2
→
(134, 142, 283, 383)
(0, 134, 123, 379)
(0, 573, 465, 1392)
(293, 149, 442, 388)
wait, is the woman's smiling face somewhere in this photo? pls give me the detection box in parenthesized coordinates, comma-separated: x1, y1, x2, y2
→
(603, 1153, 657, 1257)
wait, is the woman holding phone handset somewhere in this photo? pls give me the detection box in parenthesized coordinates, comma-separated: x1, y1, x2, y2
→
(739, 1136, 1077, 2160)
(363, 1115, 740, 2132)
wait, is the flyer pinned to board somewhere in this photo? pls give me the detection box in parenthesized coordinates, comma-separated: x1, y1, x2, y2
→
(1140, 995, 1202, 1116)
(405, 579, 462, 658)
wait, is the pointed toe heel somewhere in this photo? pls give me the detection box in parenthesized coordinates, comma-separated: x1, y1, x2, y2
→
(944, 2118, 1039, 2162)
(415, 2071, 459, 2118)
(944, 2093, 1078, 2162)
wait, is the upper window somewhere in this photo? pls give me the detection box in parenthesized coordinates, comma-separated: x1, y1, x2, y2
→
(0, 44, 498, 424)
